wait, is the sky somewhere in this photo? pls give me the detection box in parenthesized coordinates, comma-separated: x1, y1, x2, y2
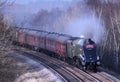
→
(14, 0, 72, 4)
(15, 0, 34, 4)
(3, 0, 74, 26)
(10, 0, 73, 12)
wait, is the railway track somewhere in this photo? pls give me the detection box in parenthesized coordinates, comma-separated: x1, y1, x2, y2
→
(14, 47, 119, 82)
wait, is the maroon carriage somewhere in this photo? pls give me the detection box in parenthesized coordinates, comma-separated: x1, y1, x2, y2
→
(55, 34, 71, 57)
(17, 31, 26, 45)
(46, 33, 71, 57)
(45, 33, 59, 53)
(39, 32, 48, 49)
(26, 31, 39, 47)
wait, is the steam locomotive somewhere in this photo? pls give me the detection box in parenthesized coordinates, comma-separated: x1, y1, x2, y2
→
(13, 28, 100, 72)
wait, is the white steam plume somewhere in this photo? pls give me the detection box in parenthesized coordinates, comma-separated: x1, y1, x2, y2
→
(64, 15, 105, 43)
(53, 1, 105, 43)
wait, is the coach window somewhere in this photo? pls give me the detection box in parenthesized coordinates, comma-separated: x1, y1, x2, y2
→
(41, 37, 44, 43)
(40, 37, 41, 43)
(61, 45, 65, 51)
(51, 40, 53, 48)
(49, 39, 51, 46)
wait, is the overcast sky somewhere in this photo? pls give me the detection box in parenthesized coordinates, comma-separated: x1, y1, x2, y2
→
(3, 0, 75, 26)
(9, 0, 74, 12)
(14, 0, 73, 4)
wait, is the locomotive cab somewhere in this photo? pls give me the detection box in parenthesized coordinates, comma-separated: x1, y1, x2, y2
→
(82, 39, 100, 71)
(84, 41, 97, 62)
(83, 39, 100, 65)
(75, 38, 100, 72)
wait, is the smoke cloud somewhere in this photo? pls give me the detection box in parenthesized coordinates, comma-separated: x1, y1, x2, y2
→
(3, 0, 105, 43)
(64, 15, 105, 43)
(52, 1, 105, 43)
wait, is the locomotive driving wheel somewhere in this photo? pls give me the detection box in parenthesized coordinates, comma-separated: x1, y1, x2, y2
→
(93, 65, 97, 73)
(81, 60, 87, 71)
(75, 58, 80, 68)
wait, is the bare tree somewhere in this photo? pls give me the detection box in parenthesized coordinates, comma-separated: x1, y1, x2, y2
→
(85, 0, 120, 72)
(0, 0, 16, 8)
(0, 14, 15, 54)
(0, 0, 16, 55)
